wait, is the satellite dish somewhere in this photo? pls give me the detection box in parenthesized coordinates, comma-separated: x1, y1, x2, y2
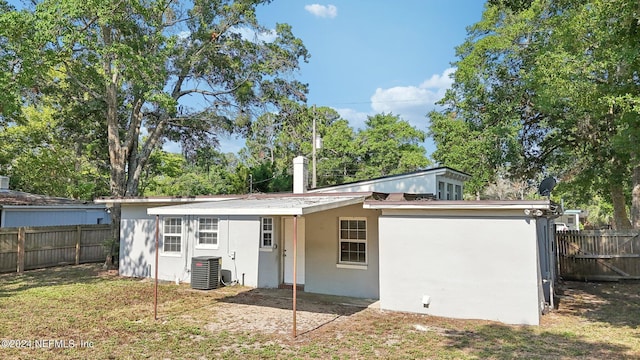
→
(538, 177, 556, 197)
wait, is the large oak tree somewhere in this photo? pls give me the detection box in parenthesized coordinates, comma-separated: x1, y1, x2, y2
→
(1, 0, 309, 261)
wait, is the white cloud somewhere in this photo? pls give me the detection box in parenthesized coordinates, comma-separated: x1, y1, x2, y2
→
(334, 107, 370, 130)
(304, 4, 338, 18)
(369, 68, 455, 129)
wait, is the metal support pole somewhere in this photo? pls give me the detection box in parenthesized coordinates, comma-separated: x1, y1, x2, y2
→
(154, 215, 159, 321)
(292, 215, 298, 338)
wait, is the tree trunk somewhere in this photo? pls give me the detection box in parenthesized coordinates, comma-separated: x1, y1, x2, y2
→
(610, 182, 632, 230)
(632, 164, 640, 229)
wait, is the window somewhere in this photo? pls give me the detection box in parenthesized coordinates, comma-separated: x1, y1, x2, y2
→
(163, 217, 182, 253)
(261, 217, 274, 247)
(455, 185, 462, 200)
(446, 183, 453, 200)
(339, 218, 366, 264)
(197, 218, 218, 247)
(438, 181, 445, 200)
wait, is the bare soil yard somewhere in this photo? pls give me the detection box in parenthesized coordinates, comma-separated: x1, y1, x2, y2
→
(0, 264, 639, 359)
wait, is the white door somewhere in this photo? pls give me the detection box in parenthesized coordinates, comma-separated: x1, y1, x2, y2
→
(283, 217, 305, 285)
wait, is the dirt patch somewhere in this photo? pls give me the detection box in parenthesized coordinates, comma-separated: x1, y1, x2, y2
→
(202, 288, 373, 336)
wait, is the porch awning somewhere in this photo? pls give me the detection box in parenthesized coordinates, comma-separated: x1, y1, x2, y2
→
(147, 195, 365, 216)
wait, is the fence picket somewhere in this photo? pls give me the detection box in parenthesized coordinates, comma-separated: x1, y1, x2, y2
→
(557, 230, 640, 281)
(0, 225, 110, 273)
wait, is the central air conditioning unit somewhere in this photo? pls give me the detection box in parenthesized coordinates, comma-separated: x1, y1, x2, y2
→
(191, 256, 221, 290)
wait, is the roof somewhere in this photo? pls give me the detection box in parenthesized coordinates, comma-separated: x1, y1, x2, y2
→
(0, 190, 96, 207)
(307, 166, 471, 193)
(148, 195, 367, 216)
(363, 198, 561, 215)
(95, 195, 239, 205)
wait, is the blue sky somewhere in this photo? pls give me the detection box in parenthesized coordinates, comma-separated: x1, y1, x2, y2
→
(218, 0, 487, 157)
(8, 0, 487, 158)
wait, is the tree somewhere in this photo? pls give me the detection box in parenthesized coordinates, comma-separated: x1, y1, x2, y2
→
(355, 113, 430, 179)
(241, 104, 355, 188)
(1, 0, 309, 262)
(0, 105, 109, 199)
(242, 108, 430, 189)
(430, 0, 640, 228)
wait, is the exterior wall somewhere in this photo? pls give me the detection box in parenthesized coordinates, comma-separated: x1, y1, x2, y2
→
(158, 215, 261, 286)
(312, 174, 437, 194)
(120, 205, 156, 278)
(378, 211, 543, 325)
(304, 204, 380, 299)
(2, 207, 110, 228)
(120, 204, 270, 288)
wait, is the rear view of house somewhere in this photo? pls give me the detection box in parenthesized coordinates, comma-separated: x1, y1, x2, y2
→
(102, 157, 560, 325)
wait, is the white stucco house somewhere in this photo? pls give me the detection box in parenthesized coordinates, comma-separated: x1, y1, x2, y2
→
(0, 176, 111, 228)
(98, 157, 560, 325)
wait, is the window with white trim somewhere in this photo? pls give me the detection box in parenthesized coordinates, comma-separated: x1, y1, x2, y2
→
(163, 217, 182, 253)
(197, 217, 218, 247)
(261, 217, 274, 247)
(339, 218, 367, 264)
(446, 183, 453, 200)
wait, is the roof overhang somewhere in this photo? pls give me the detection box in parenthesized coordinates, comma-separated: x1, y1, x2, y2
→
(0, 204, 108, 210)
(148, 195, 366, 216)
(95, 196, 239, 205)
(364, 199, 560, 216)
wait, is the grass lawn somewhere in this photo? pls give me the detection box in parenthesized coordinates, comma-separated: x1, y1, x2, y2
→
(0, 264, 639, 359)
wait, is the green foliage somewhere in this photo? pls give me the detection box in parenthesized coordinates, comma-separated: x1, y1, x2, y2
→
(355, 113, 430, 179)
(0, 0, 309, 199)
(430, 0, 640, 227)
(242, 106, 431, 190)
(0, 105, 109, 199)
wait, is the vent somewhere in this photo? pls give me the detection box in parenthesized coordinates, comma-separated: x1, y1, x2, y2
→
(191, 256, 221, 290)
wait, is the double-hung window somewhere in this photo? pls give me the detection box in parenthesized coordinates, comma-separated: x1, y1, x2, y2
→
(261, 217, 274, 247)
(163, 217, 182, 253)
(197, 218, 218, 247)
(339, 218, 367, 264)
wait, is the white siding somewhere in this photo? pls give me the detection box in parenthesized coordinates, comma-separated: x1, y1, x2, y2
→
(378, 213, 542, 325)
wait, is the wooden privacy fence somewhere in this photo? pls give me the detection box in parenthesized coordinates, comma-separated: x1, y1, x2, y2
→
(557, 230, 640, 281)
(0, 224, 112, 273)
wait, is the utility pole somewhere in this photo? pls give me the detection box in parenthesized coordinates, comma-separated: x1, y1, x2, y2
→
(312, 105, 317, 189)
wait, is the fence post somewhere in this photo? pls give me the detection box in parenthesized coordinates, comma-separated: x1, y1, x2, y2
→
(75, 225, 82, 265)
(17, 227, 25, 273)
